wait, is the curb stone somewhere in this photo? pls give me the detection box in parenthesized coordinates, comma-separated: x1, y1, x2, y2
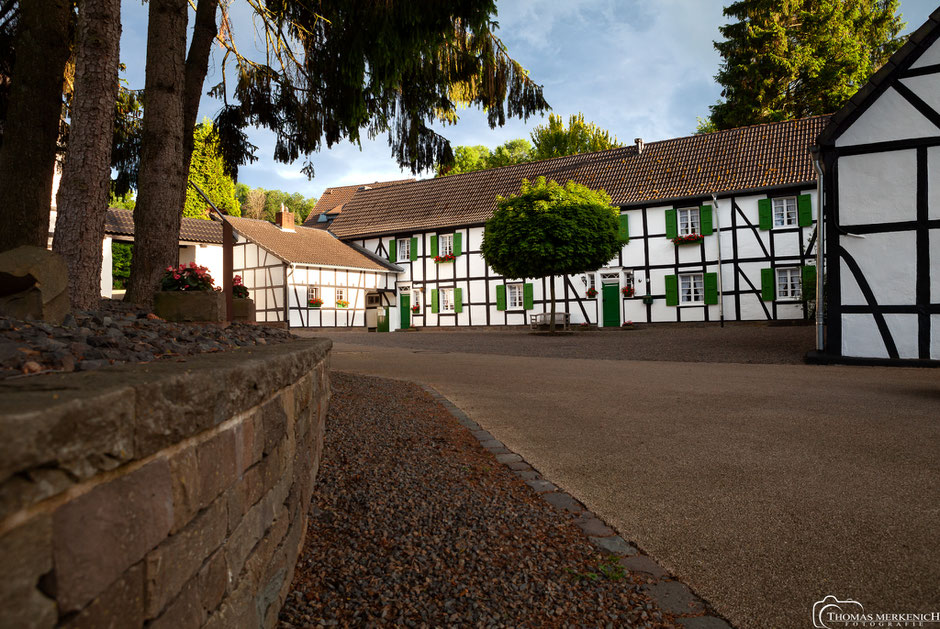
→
(421, 384, 735, 629)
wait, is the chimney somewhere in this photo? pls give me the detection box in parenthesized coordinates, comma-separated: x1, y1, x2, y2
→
(276, 206, 295, 231)
(635, 138, 644, 155)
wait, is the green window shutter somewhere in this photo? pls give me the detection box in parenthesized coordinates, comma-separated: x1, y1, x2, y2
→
(758, 199, 772, 230)
(761, 268, 775, 301)
(523, 283, 534, 310)
(801, 265, 817, 300)
(453, 232, 462, 257)
(665, 209, 678, 239)
(388, 238, 396, 262)
(665, 275, 678, 306)
(619, 213, 629, 243)
(431, 289, 439, 313)
(496, 284, 506, 311)
(699, 205, 713, 236)
(797, 194, 813, 227)
(430, 235, 438, 257)
(410, 237, 418, 262)
(704, 272, 718, 304)
(454, 287, 463, 313)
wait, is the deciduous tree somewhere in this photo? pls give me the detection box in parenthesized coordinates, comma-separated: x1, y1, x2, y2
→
(183, 121, 239, 218)
(529, 113, 623, 161)
(481, 177, 623, 332)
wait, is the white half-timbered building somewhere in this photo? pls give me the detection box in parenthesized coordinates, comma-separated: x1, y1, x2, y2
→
(816, 8, 940, 364)
(327, 116, 827, 331)
(227, 213, 400, 327)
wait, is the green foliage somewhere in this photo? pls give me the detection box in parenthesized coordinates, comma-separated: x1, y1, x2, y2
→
(481, 177, 623, 281)
(234, 184, 317, 224)
(436, 139, 533, 176)
(108, 189, 136, 210)
(694, 116, 718, 135)
(160, 262, 217, 291)
(707, 0, 905, 130)
(111, 241, 132, 289)
(183, 121, 240, 219)
(212, 1, 549, 178)
(529, 113, 623, 161)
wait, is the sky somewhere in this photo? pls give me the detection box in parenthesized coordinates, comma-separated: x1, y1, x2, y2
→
(117, 0, 940, 200)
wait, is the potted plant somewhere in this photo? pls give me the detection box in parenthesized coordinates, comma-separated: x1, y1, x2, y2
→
(621, 286, 635, 298)
(308, 297, 323, 308)
(232, 274, 255, 322)
(411, 304, 420, 314)
(671, 234, 705, 245)
(434, 253, 456, 264)
(154, 262, 224, 322)
(336, 299, 349, 308)
(586, 287, 598, 298)
(622, 320, 635, 329)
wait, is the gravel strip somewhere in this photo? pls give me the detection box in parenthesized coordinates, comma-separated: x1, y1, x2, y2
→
(278, 372, 679, 628)
(0, 298, 294, 379)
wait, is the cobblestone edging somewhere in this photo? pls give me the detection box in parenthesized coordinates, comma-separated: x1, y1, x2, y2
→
(0, 339, 331, 629)
(423, 386, 734, 629)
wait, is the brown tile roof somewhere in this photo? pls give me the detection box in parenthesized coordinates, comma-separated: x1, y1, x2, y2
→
(105, 208, 223, 244)
(301, 178, 416, 227)
(329, 116, 830, 239)
(227, 216, 399, 272)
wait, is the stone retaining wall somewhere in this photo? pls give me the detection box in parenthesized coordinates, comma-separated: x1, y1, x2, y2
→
(0, 338, 331, 628)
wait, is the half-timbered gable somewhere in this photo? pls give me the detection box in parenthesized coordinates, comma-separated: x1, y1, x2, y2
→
(227, 214, 400, 327)
(817, 8, 940, 363)
(328, 116, 827, 330)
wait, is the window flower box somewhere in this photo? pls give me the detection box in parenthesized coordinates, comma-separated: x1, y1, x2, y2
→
(308, 298, 323, 308)
(154, 263, 224, 322)
(586, 288, 597, 298)
(434, 254, 456, 264)
(671, 234, 704, 245)
(336, 300, 349, 308)
(621, 286, 635, 298)
(411, 305, 420, 314)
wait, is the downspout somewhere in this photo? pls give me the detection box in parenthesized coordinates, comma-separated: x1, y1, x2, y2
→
(811, 150, 825, 352)
(710, 194, 724, 328)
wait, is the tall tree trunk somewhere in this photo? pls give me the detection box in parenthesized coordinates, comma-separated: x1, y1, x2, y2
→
(549, 277, 556, 334)
(52, 0, 121, 309)
(124, 0, 188, 307)
(0, 0, 71, 252)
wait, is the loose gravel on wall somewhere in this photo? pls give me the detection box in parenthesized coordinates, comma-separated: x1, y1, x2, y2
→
(0, 299, 294, 379)
(279, 372, 678, 628)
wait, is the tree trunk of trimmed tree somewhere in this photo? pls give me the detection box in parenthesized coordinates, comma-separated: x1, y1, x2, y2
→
(0, 0, 71, 252)
(549, 277, 557, 334)
(124, 0, 188, 307)
(52, 0, 122, 309)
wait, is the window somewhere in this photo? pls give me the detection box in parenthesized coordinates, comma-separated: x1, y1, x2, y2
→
(582, 273, 596, 291)
(507, 283, 524, 309)
(335, 288, 345, 302)
(773, 197, 797, 227)
(679, 273, 704, 304)
(306, 286, 319, 302)
(439, 234, 454, 257)
(397, 238, 411, 262)
(440, 287, 455, 312)
(776, 267, 801, 300)
(623, 271, 635, 290)
(678, 208, 700, 236)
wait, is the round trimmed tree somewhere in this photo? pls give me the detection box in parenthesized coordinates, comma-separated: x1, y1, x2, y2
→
(482, 177, 624, 332)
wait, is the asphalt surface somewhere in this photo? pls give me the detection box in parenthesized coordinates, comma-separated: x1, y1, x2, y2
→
(296, 327, 940, 629)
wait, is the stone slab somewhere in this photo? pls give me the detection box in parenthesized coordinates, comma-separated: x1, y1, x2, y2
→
(589, 535, 638, 556)
(619, 555, 668, 579)
(642, 581, 706, 616)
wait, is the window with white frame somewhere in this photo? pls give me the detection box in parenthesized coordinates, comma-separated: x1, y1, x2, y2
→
(776, 267, 801, 300)
(679, 273, 704, 304)
(440, 287, 455, 312)
(582, 273, 596, 290)
(397, 238, 411, 262)
(507, 283, 524, 309)
(623, 270, 635, 293)
(335, 287, 346, 303)
(773, 197, 797, 227)
(439, 234, 454, 256)
(678, 207, 700, 236)
(306, 286, 319, 302)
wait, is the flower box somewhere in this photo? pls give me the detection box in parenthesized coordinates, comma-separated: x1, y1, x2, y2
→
(233, 298, 255, 322)
(308, 299, 323, 308)
(621, 286, 635, 298)
(586, 288, 598, 298)
(154, 290, 224, 322)
(671, 234, 704, 245)
(411, 305, 420, 314)
(336, 300, 349, 308)
(434, 254, 456, 264)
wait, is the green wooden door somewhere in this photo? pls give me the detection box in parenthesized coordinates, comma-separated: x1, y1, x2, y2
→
(602, 284, 620, 328)
(400, 294, 410, 330)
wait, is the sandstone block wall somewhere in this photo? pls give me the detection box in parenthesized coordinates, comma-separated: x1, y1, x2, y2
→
(0, 338, 331, 629)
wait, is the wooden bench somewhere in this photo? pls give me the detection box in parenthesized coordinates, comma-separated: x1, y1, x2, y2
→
(529, 312, 570, 330)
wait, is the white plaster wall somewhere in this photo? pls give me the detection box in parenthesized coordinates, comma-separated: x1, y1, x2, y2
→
(836, 88, 939, 147)
(926, 147, 940, 220)
(932, 229, 940, 303)
(932, 315, 940, 360)
(900, 74, 940, 119)
(100, 237, 113, 298)
(884, 314, 920, 359)
(194, 244, 224, 287)
(910, 37, 940, 69)
(840, 231, 917, 305)
(839, 151, 917, 224)
(842, 314, 889, 358)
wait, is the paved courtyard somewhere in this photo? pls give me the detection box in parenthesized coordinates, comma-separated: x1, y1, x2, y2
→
(296, 326, 939, 629)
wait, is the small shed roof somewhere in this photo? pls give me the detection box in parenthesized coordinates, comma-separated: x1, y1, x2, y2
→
(105, 208, 223, 244)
